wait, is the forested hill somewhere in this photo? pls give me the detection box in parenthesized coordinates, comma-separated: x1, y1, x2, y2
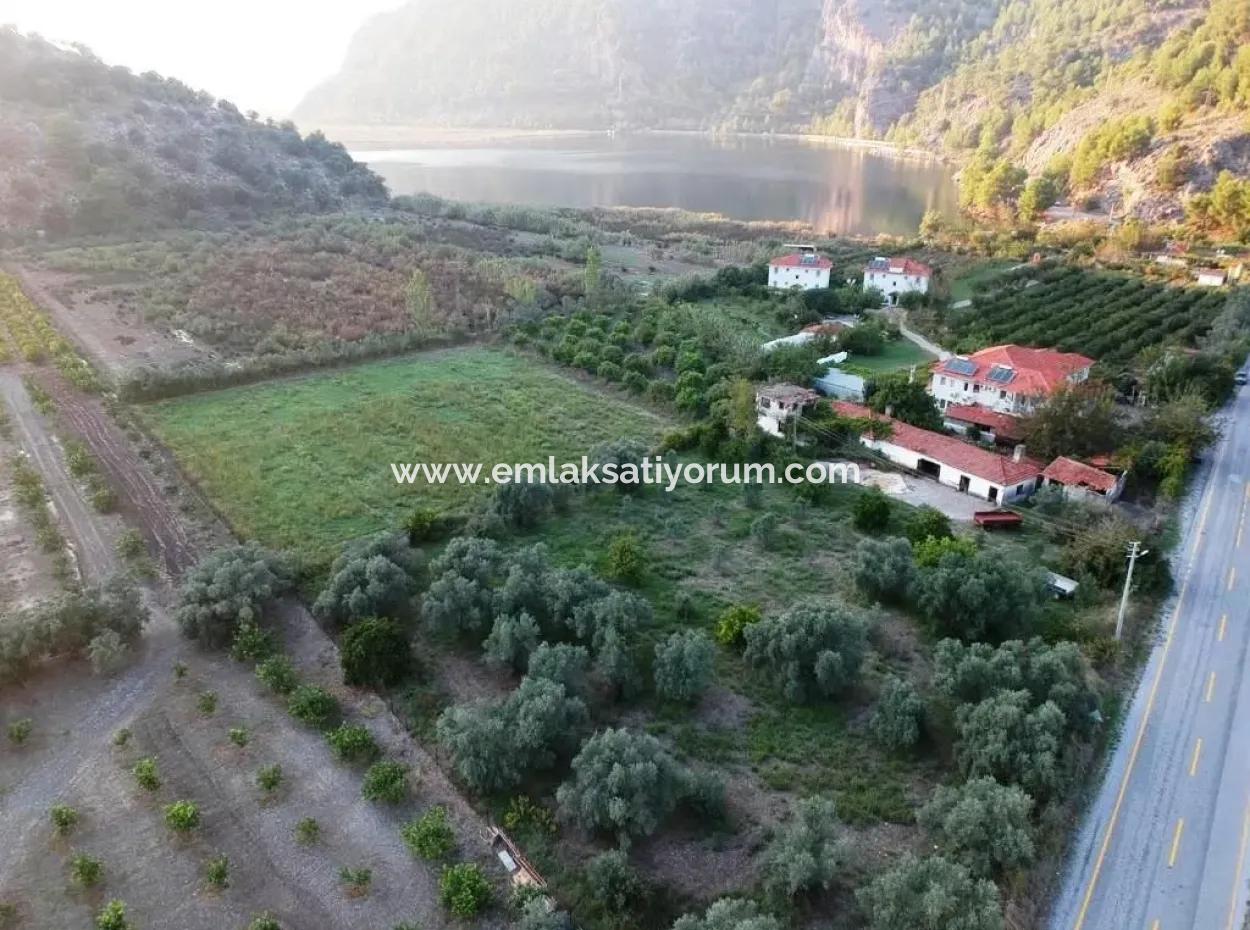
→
(297, 0, 1250, 227)
(0, 29, 388, 242)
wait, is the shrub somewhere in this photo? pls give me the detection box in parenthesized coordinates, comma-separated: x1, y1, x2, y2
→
(287, 686, 340, 729)
(604, 533, 646, 584)
(671, 899, 782, 930)
(361, 760, 409, 803)
(256, 655, 299, 694)
(229, 727, 250, 747)
(401, 806, 455, 861)
(256, 764, 284, 794)
(503, 795, 558, 836)
(904, 506, 953, 545)
(133, 757, 161, 791)
(585, 850, 648, 922)
(197, 691, 218, 715)
(71, 853, 104, 888)
(326, 723, 380, 764)
(714, 604, 762, 647)
(7, 718, 32, 745)
(871, 677, 925, 751)
(340, 617, 413, 688)
(96, 900, 131, 930)
(294, 817, 321, 845)
(112, 728, 131, 748)
(913, 535, 978, 568)
(163, 800, 201, 833)
(204, 854, 230, 890)
(230, 622, 276, 662)
(853, 537, 916, 604)
(50, 803, 80, 836)
(743, 600, 870, 703)
(852, 487, 891, 532)
(88, 630, 129, 675)
(248, 915, 281, 930)
(653, 630, 716, 703)
(439, 863, 492, 917)
(339, 866, 373, 897)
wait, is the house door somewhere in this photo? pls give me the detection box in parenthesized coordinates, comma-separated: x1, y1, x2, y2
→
(988, 486, 999, 503)
(958, 475, 971, 494)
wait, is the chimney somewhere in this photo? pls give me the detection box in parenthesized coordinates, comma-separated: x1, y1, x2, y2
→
(1012, 444, 1026, 463)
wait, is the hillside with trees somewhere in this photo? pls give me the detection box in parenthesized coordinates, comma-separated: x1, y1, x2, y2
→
(297, 0, 1249, 226)
(0, 28, 388, 241)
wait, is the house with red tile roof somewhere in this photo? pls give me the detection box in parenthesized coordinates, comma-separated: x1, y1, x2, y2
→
(768, 250, 833, 290)
(833, 402, 1045, 504)
(1042, 457, 1126, 503)
(929, 345, 1095, 417)
(863, 257, 933, 306)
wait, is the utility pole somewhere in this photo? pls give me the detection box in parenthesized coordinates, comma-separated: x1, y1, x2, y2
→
(1115, 541, 1148, 641)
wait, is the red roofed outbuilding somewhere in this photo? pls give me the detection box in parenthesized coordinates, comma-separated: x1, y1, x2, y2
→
(1042, 456, 1126, 502)
(832, 401, 1045, 505)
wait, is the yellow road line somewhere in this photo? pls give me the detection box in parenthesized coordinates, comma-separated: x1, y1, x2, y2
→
(1190, 738, 1203, 777)
(1151, 920, 1160, 930)
(1071, 459, 1220, 930)
(1230, 567, 1238, 592)
(1169, 819, 1185, 868)
(1219, 613, 1228, 641)
(1225, 795, 1250, 930)
(1207, 672, 1218, 703)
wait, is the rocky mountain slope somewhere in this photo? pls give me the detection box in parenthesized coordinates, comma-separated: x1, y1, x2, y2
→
(296, 0, 1250, 226)
(0, 29, 388, 242)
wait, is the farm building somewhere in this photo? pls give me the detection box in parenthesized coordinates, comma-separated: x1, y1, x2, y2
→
(1195, 268, 1228, 287)
(768, 249, 833, 290)
(1042, 457, 1126, 503)
(942, 403, 1024, 445)
(832, 402, 1045, 504)
(863, 257, 933, 306)
(929, 345, 1094, 417)
(757, 383, 820, 437)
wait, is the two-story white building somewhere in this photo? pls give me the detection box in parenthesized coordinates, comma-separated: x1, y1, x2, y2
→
(863, 257, 933, 306)
(756, 383, 820, 437)
(928, 345, 1095, 417)
(769, 252, 833, 290)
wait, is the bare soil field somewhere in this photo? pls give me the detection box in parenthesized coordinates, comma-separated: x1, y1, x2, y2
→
(0, 371, 510, 930)
(0, 428, 61, 613)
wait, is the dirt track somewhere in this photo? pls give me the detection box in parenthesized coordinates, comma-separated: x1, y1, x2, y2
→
(0, 368, 506, 930)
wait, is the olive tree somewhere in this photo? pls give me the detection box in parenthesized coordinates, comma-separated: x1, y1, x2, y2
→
(852, 537, 915, 605)
(175, 544, 292, 648)
(313, 533, 421, 627)
(527, 642, 591, 696)
(483, 612, 542, 672)
(557, 728, 689, 844)
(917, 777, 1035, 877)
(671, 899, 783, 930)
(870, 676, 924, 751)
(955, 691, 1066, 800)
(856, 854, 1003, 930)
(915, 551, 1047, 642)
(761, 797, 846, 898)
(742, 600, 869, 703)
(653, 630, 716, 703)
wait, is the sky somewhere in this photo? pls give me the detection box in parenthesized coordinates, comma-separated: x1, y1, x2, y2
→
(2, 0, 405, 118)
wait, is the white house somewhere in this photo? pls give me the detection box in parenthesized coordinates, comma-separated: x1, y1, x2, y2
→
(863, 257, 933, 306)
(1195, 268, 1228, 287)
(929, 345, 1095, 417)
(757, 383, 820, 437)
(833, 401, 1044, 504)
(769, 251, 833, 290)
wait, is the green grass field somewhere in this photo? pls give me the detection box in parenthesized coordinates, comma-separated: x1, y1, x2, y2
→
(144, 348, 669, 563)
(840, 337, 937, 376)
(948, 259, 1018, 302)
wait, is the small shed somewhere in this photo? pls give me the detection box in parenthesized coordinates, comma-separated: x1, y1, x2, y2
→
(814, 368, 867, 402)
(485, 826, 546, 889)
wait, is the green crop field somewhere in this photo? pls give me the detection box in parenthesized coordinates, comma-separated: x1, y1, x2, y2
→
(144, 347, 669, 563)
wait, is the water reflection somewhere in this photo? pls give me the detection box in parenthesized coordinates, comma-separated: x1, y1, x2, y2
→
(352, 133, 957, 236)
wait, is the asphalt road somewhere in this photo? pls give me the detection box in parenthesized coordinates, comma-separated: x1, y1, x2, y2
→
(1050, 382, 1250, 930)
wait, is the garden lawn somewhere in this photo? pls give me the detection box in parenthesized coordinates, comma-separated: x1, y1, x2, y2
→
(840, 337, 937, 376)
(143, 347, 669, 564)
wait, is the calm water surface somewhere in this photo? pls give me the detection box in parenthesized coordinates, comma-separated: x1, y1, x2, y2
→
(350, 133, 957, 236)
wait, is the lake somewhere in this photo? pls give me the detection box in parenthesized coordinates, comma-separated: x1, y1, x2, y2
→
(349, 132, 957, 236)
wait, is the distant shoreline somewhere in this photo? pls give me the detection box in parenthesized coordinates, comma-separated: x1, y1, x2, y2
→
(320, 124, 947, 164)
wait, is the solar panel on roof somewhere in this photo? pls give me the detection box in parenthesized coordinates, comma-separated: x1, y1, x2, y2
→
(945, 358, 977, 376)
(987, 365, 1016, 384)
